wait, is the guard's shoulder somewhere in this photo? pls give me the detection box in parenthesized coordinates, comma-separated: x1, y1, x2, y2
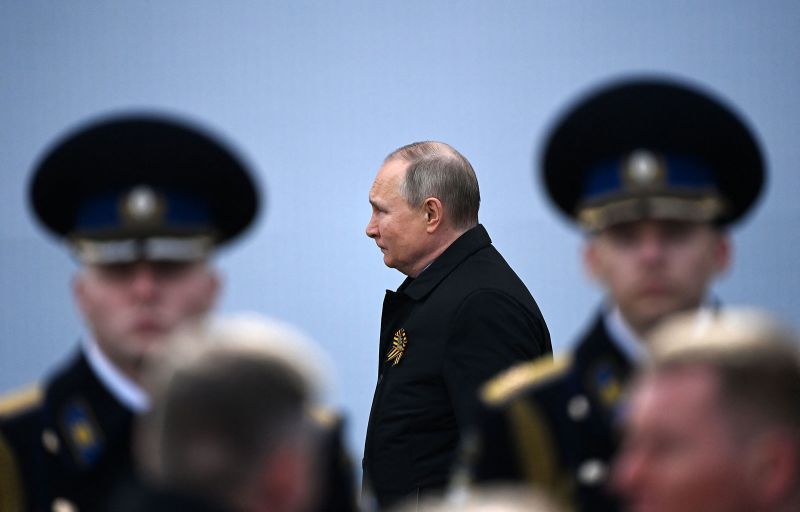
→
(481, 355, 571, 406)
(0, 429, 26, 512)
(0, 384, 43, 418)
(309, 405, 344, 430)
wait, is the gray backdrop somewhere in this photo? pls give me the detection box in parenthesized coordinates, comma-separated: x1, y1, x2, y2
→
(2, 1, 799, 466)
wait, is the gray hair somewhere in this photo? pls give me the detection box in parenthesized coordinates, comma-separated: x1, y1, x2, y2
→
(138, 314, 324, 507)
(392, 485, 565, 512)
(386, 141, 480, 230)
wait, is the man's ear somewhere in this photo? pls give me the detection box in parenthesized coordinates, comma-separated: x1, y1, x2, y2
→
(254, 444, 313, 512)
(746, 431, 799, 508)
(204, 268, 222, 310)
(423, 197, 444, 233)
(583, 237, 602, 281)
(72, 271, 89, 317)
(713, 232, 732, 276)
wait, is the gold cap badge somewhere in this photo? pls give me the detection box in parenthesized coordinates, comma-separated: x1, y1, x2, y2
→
(386, 328, 408, 366)
(622, 149, 666, 190)
(120, 185, 165, 226)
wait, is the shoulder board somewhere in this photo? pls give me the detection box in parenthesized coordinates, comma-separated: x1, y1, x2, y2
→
(308, 405, 342, 428)
(481, 355, 571, 406)
(0, 384, 43, 417)
(0, 431, 26, 511)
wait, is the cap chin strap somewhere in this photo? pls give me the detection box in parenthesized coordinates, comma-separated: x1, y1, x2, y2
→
(577, 194, 727, 232)
(71, 236, 215, 264)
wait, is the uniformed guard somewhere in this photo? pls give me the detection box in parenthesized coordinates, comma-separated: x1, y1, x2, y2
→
(0, 113, 260, 512)
(457, 76, 766, 511)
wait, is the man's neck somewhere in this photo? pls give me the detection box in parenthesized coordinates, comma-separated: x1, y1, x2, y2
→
(606, 307, 649, 364)
(408, 225, 471, 278)
(83, 338, 150, 412)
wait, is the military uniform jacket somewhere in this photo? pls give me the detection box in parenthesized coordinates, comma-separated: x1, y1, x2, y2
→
(110, 481, 234, 512)
(363, 224, 551, 509)
(468, 312, 633, 512)
(0, 351, 135, 512)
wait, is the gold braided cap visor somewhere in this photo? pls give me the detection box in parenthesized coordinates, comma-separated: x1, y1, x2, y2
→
(577, 193, 728, 233)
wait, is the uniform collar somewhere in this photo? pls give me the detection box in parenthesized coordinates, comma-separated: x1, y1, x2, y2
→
(603, 299, 719, 365)
(83, 337, 150, 413)
(399, 224, 490, 301)
(604, 306, 648, 364)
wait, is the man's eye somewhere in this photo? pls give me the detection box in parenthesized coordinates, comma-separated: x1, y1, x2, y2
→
(662, 224, 692, 241)
(607, 229, 637, 246)
(98, 263, 137, 279)
(152, 261, 192, 277)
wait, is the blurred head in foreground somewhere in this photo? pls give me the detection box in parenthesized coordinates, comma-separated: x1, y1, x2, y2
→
(390, 486, 565, 512)
(612, 308, 800, 512)
(135, 314, 328, 512)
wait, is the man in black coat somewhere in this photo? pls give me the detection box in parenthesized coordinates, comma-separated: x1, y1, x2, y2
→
(363, 141, 552, 510)
(462, 77, 766, 511)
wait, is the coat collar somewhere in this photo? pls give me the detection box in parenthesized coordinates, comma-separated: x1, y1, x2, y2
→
(398, 224, 490, 301)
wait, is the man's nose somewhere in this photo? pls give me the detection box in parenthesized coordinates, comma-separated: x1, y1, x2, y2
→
(366, 215, 378, 239)
(638, 233, 667, 264)
(130, 263, 159, 299)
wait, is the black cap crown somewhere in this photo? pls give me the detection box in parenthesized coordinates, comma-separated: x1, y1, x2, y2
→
(541, 77, 765, 231)
(30, 113, 260, 262)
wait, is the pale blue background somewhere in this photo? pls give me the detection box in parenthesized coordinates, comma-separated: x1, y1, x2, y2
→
(2, 1, 799, 466)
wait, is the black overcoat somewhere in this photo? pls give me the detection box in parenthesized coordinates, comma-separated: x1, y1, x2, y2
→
(363, 224, 551, 509)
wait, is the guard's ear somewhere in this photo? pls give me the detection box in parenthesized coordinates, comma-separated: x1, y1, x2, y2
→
(583, 237, 603, 281)
(712, 231, 732, 276)
(423, 197, 444, 233)
(72, 270, 90, 317)
(746, 431, 799, 508)
(253, 443, 314, 512)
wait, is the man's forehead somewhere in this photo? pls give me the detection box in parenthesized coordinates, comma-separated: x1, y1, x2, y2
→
(371, 161, 407, 196)
(378, 158, 408, 181)
(646, 366, 720, 402)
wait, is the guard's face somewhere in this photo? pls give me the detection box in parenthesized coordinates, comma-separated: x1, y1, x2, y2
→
(74, 260, 219, 377)
(612, 368, 757, 512)
(366, 159, 430, 277)
(584, 220, 729, 335)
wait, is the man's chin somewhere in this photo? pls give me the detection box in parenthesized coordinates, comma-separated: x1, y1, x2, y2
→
(129, 334, 170, 357)
(625, 300, 684, 334)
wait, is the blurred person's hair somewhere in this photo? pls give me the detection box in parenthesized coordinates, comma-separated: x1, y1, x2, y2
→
(390, 485, 565, 512)
(137, 313, 327, 510)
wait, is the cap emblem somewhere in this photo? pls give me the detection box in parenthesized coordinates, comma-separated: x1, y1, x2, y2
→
(623, 150, 665, 189)
(121, 185, 164, 225)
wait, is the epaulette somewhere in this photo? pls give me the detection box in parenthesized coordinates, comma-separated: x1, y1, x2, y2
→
(481, 355, 571, 406)
(0, 384, 43, 418)
(308, 405, 341, 429)
(0, 431, 25, 511)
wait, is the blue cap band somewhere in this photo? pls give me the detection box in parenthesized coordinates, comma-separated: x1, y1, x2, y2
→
(583, 154, 718, 201)
(75, 188, 211, 233)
